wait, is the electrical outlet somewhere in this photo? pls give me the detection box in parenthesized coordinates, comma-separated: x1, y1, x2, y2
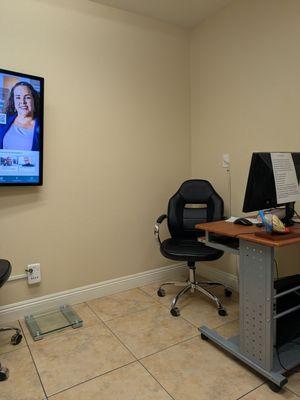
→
(222, 154, 230, 168)
(26, 263, 41, 285)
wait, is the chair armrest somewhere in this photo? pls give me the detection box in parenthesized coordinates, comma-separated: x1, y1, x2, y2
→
(154, 214, 167, 244)
(156, 214, 167, 224)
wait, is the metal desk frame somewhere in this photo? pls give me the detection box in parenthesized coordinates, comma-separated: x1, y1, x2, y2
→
(200, 230, 300, 390)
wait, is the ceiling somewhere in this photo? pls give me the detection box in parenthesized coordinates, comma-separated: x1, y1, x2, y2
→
(89, 0, 232, 28)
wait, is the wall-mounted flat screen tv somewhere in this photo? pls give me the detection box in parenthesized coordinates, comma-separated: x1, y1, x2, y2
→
(0, 68, 44, 185)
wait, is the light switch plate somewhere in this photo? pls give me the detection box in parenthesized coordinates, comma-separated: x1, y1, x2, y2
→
(222, 154, 230, 168)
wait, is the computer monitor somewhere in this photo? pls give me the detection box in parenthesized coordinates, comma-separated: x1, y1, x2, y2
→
(243, 152, 300, 225)
(0, 68, 44, 186)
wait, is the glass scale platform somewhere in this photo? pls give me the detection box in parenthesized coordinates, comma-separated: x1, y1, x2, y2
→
(25, 305, 83, 341)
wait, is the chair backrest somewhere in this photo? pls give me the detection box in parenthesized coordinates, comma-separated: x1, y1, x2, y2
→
(0, 260, 11, 288)
(167, 180, 224, 239)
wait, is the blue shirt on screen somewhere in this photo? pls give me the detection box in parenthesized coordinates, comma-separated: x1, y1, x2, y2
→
(0, 114, 40, 151)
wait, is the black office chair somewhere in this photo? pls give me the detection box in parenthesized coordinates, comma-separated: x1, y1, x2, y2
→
(0, 260, 23, 381)
(154, 179, 232, 317)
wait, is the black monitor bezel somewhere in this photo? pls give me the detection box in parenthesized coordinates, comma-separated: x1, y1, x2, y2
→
(0, 67, 44, 186)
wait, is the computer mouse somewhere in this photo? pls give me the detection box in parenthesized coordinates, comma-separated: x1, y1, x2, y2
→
(233, 218, 253, 226)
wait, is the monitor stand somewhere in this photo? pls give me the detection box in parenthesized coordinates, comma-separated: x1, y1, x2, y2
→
(281, 202, 295, 227)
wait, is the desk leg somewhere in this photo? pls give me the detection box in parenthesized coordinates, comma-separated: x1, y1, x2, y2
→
(200, 239, 288, 389)
(239, 240, 274, 371)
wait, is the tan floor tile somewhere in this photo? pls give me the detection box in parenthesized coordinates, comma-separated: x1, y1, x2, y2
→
(51, 362, 172, 400)
(240, 384, 300, 399)
(215, 319, 239, 339)
(141, 336, 263, 400)
(287, 372, 300, 397)
(141, 283, 239, 328)
(181, 292, 239, 328)
(141, 278, 239, 302)
(87, 288, 158, 321)
(0, 347, 45, 400)
(106, 303, 198, 358)
(0, 320, 26, 355)
(29, 324, 135, 396)
(140, 280, 186, 306)
(20, 302, 101, 344)
(141, 281, 239, 328)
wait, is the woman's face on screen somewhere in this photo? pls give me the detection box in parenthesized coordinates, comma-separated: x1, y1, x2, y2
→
(13, 85, 34, 117)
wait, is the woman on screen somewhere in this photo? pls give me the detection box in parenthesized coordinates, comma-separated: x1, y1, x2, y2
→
(0, 82, 40, 151)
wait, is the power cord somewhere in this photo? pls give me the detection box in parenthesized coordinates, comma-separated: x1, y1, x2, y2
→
(235, 255, 239, 286)
(274, 259, 279, 279)
(227, 167, 232, 217)
(274, 260, 300, 374)
(275, 345, 300, 374)
(275, 346, 289, 372)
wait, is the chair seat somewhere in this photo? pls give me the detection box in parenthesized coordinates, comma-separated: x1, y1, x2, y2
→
(0, 260, 11, 288)
(160, 238, 223, 262)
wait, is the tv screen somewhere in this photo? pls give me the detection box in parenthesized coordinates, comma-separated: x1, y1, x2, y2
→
(0, 68, 44, 185)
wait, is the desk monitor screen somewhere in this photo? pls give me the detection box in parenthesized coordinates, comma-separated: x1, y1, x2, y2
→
(0, 68, 44, 186)
(243, 152, 300, 222)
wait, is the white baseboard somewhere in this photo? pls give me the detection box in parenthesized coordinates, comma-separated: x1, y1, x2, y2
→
(0, 263, 186, 323)
(0, 262, 238, 323)
(198, 264, 238, 292)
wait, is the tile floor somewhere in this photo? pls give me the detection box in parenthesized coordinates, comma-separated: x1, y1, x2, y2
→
(1, 282, 300, 399)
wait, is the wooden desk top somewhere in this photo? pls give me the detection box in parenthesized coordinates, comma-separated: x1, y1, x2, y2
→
(196, 220, 300, 247)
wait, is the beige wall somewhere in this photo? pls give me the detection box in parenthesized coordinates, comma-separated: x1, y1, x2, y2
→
(0, 0, 190, 305)
(3, 0, 300, 306)
(191, 0, 300, 275)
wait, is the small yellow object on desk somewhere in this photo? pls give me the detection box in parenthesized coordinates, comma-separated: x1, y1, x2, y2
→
(272, 214, 290, 233)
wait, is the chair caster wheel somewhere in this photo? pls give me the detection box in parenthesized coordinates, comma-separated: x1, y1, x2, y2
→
(157, 288, 166, 297)
(170, 307, 180, 317)
(0, 366, 9, 381)
(201, 333, 208, 341)
(267, 381, 282, 393)
(218, 308, 227, 317)
(224, 289, 232, 297)
(11, 333, 22, 346)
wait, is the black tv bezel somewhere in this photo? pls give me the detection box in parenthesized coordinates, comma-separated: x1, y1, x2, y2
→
(0, 67, 44, 187)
